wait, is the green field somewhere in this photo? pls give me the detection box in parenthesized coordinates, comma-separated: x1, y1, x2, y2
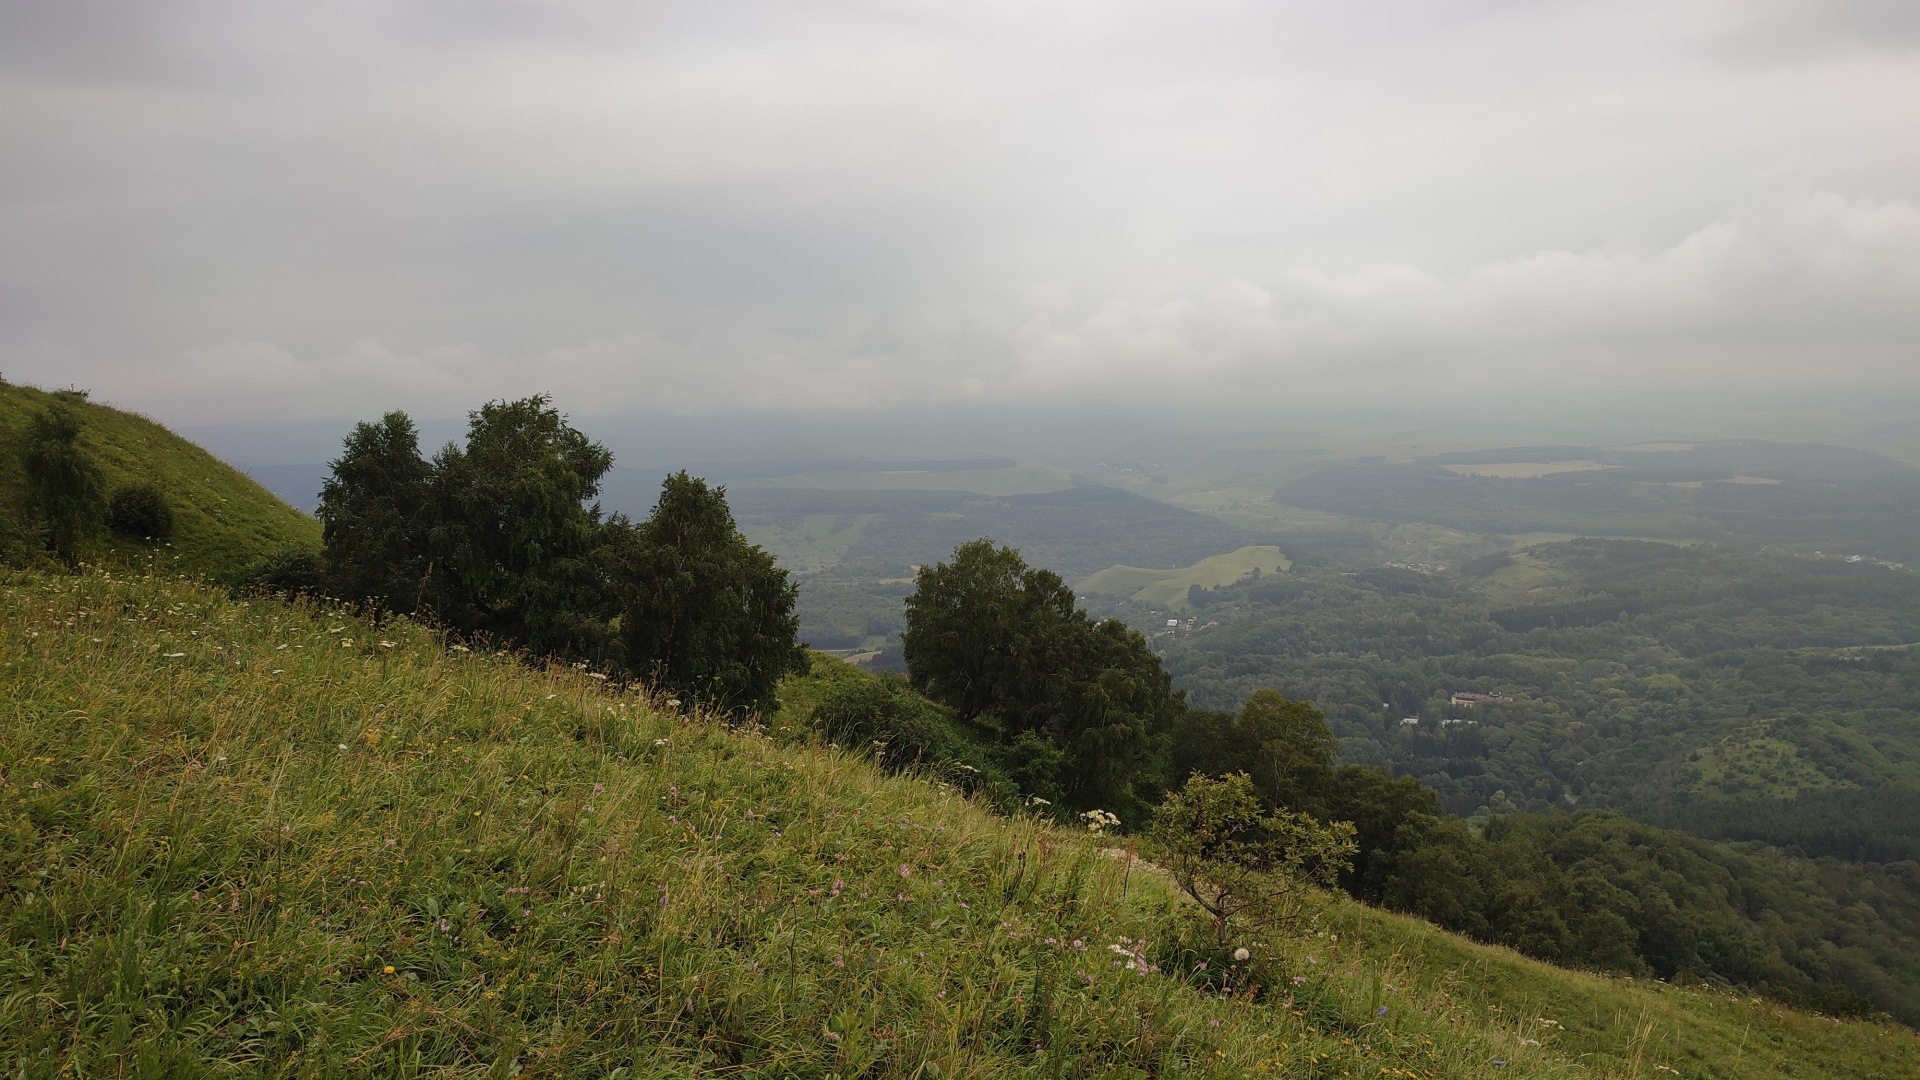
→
(1079, 545, 1291, 611)
(0, 382, 318, 577)
(5, 566, 1916, 1077)
(739, 513, 881, 571)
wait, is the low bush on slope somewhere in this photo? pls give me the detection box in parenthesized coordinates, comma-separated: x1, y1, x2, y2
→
(2, 568, 1916, 1078)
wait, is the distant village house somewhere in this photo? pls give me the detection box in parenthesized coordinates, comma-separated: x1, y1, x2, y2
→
(1449, 690, 1514, 706)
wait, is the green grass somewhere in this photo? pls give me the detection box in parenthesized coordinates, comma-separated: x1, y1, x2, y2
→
(4, 568, 1917, 1078)
(0, 382, 320, 578)
(1078, 546, 1291, 611)
(1680, 725, 1855, 799)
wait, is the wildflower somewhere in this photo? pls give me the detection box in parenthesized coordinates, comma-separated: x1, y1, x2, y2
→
(899, 864, 911, 878)
(383, 965, 395, 974)
(338, 744, 349, 751)
(1233, 948, 1250, 962)
(1377, 1007, 1388, 1016)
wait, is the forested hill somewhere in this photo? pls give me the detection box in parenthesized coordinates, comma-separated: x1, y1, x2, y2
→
(1161, 539, 1920, 851)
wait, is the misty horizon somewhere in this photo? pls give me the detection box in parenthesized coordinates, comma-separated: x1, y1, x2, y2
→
(4, 1, 1918, 432)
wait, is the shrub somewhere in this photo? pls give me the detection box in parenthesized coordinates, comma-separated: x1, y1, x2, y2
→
(19, 403, 104, 566)
(1150, 773, 1356, 946)
(811, 675, 1013, 800)
(813, 676, 963, 769)
(247, 545, 325, 596)
(105, 483, 173, 540)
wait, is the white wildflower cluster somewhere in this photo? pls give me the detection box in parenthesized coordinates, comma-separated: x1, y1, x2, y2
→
(1106, 936, 1158, 977)
(1080, 808, 1121, 835)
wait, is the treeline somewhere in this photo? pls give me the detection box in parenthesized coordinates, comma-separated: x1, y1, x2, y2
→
(815, 538, 1919, 1022)
(271, 398, 806, 714)
(1168, 684, 1918, 1021)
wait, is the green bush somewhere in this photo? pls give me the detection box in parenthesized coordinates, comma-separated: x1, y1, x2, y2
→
(246, 545, 325, 597)
(811, 675, 1012, 800)
(105, 482, 173, 540)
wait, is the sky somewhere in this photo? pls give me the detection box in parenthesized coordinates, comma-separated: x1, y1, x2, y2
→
(3, 0, 1918, 428)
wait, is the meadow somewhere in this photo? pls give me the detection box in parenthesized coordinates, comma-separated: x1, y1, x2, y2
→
(1077, 546, 1292, 611)
(4, 566, 1916, 1077)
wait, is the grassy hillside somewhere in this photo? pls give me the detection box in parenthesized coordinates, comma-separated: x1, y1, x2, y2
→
(4, 569, 1916, 1077)
(0, 382, 319, 578)
(1079, 545, 1291, 611)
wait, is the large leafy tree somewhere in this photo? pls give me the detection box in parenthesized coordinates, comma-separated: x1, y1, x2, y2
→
(1172, 689, 1338, 812)
(317, 397, 622, 665)
(420, 396, 618, 661)
(317, 411, 431, 609)
(902, 538, 1181, 817)
(617, 471, 807, 715)
(19, 403, 104, 567)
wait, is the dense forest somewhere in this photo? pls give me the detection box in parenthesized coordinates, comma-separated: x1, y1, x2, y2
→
(1151, 540, 1920, 859)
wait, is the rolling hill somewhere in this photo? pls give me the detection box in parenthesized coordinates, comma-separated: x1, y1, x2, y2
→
(0, 382, 319, 578)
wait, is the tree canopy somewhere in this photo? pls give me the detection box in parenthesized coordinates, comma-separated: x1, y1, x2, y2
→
(618, 471, 807, 714)
(901, 538, 1181, 819)
(312, 397, 802, 714)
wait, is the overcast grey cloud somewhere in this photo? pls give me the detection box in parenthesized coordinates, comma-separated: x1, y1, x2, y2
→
(2, 0, 1917, 424)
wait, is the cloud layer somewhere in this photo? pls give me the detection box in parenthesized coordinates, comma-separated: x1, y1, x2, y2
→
(2, 1, 1917, 423)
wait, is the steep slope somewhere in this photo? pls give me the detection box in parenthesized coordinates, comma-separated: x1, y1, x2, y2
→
(0, 382, 319, 577)
(2, 569, 1915, 1077)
